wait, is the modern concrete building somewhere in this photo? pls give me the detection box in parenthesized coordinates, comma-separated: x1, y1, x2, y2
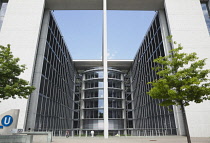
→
(0, 0, 210, 138)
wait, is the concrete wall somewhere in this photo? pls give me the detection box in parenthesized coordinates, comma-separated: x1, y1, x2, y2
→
(165, 0, 210, 137)
(0, 0, 45, 129)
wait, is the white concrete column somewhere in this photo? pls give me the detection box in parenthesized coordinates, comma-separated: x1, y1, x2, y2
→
(158, 10, 171, 55)
(103, 0, 108, 139)
(121, 74, 127, 135)
(80, 74, 85, 130)
(71, 130, 74, 137)
(165, 0, 210, 137)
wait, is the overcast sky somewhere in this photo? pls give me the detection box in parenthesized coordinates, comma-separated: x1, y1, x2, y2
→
(53, 10, 156, 60)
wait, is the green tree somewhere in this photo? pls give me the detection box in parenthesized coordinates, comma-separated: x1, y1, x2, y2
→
(147, 40, 210, 143)
(0, 45, 35, 101)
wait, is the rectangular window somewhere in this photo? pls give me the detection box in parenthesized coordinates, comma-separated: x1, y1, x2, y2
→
(201, 1, 210, 34)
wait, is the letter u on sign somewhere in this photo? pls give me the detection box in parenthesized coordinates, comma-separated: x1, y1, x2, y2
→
(1, 115, 13, 127)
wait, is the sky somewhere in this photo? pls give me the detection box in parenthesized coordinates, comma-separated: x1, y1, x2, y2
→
(53, 10, 156, 60)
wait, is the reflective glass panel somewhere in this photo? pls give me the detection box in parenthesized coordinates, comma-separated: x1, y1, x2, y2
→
(0, 3, 8, 30)
(98, 109, 104, 118)
(98, 99, 104, 108)
(201, 3, 210, 34)
(98, 89, 103, 98)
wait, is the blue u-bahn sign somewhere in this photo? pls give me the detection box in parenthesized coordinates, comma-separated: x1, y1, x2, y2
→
(0, 115, 13, 129)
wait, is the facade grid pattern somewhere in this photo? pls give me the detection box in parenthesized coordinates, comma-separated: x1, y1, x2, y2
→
(81, 69, 125, 135)
(130, 13, 177, 136)
(82, 69, 105, 132)
(34, 13, 75, 135)
(124, 72, 133, 131)
(108, 70, 124, 134)
(73, 74, 81, 131)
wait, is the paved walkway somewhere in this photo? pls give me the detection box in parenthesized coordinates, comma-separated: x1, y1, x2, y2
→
(50, 136, 210, 143)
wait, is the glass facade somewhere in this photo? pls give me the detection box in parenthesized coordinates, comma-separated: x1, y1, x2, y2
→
(80, 68, 125, 135)
(85, 89, 104, 98)
(130, 13, 177, 136)
(85, 80, 104, 88)
(0, 2, 8, 31)
(108, 70, 124, 132)
(27, 11, 180, 137)
(73, 74, 81, 130)
(85, 71, 103, 79)
(201, 1, 210, 34)
(82, 69, 105, 132)
(34, 13, 75, 135)
(125, 72, 133, 131)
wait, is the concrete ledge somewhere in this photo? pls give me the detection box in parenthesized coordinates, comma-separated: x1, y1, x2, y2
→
(0, 135, 33, 143)
(18, 132, 52, 143)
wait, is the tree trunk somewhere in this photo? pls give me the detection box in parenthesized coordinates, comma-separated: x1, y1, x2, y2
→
(180, 102, 191, 143)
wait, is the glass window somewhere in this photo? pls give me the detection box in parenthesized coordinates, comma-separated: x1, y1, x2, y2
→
(98, 89, 103, 98)
(98, 99, 104, 108)
(0, 3, 8, 30)
(201, 2, 210, 34)
(108, 71, 121, 79)
(98, 120, 104, 130)
(96, 71, 103, 78)
(98, 81, 104, 88)
(98, 109, 103, 118)
(85, 71, 103, 79)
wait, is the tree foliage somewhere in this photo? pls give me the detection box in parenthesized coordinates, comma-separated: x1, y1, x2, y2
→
(147, 40, 210, 107)
(0, 45, 35, 101)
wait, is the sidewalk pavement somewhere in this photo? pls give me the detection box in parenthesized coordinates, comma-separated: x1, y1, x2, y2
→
(50, 136, 210, 143)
